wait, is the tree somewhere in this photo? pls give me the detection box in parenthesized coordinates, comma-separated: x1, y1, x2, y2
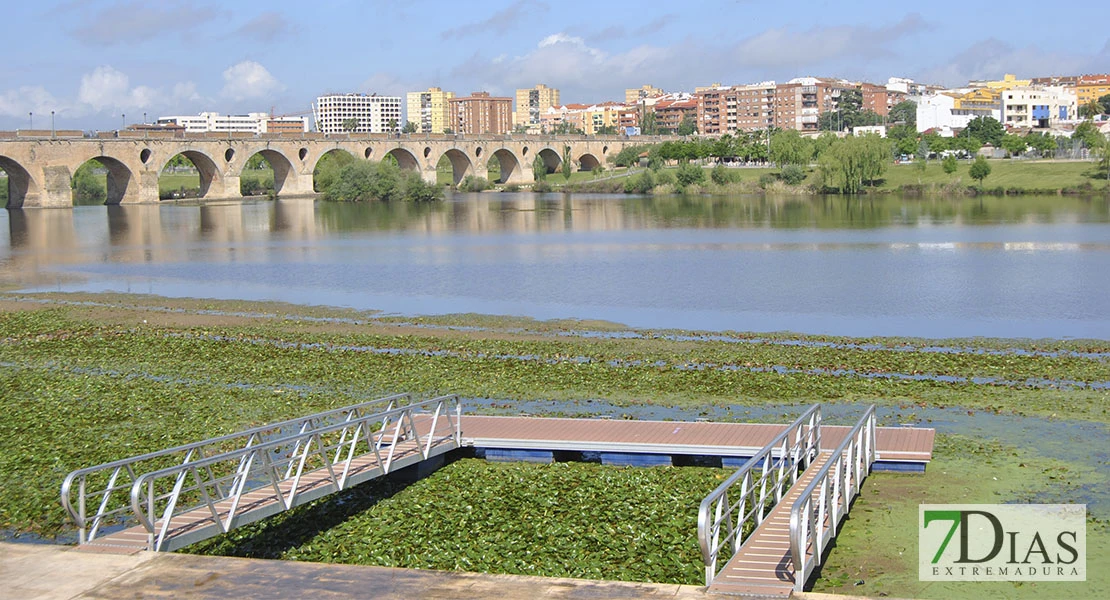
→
(561, 146, 572, 181)
(889, 101, 917, 128)
(964, 116, 1004, 147)
(969, 156, 991, 187)
(532, 155, 547, 181)
(677, 112, 698, 136)
(1000, 133, 1027, 157)
(401, 121, 418, 134)
(1100, 94, 1110, 115)
(770, 129, 809, 166)
(942, 154, 958, 174)
(442, 127, 454, 134)
(72, 160, 106, 204)
(817, 134, 891, 193)
(640, 111, 658, 136)
(552, 121, 584, 135)
(1074, 121, 1101, 148)
(675, 162, 706, 186)
(1080, 100, 1104, 119)
(341, 118, 359, 132)
(387, 118, 398, 132)
(595, 124, 618, 135)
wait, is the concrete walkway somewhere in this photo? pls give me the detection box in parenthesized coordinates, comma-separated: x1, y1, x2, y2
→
(1, 542, 905, 599)
(1, 542, 706, 600)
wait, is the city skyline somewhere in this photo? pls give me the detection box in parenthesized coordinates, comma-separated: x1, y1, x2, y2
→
(2, 0, 1107, 131)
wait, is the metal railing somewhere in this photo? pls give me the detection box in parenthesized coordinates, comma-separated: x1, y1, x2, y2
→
(61, 394, 411, 545)
(789, 405, 876, 592)
(129, 394, 461, 551)
(697, 405, 822, 585)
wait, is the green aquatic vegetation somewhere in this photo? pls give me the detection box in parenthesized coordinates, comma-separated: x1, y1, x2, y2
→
(188, 458, 724, 585)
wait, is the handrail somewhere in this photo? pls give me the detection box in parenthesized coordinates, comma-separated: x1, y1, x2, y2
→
(129, 394, 461, 551)
(697, 404, 822, 586)
(789, 405, 877, 592)
(61, 393, 409, 543)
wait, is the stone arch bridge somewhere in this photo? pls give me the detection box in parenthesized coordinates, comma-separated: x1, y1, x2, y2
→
(0, 133, 662, 208)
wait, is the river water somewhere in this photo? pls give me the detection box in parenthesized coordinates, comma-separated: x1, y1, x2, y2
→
(2, 193, 1108, 340)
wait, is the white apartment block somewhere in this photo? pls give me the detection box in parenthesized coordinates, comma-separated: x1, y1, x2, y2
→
(156, 112, 301, 133)
(916, 94, 975, 132)
(314, 94, 403, 134)
(1000, 86, 1077, 128)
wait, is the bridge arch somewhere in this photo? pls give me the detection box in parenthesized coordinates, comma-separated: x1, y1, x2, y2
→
(160, 150, 221, 200)
(536, 147, 562, 174)
(439, 149, 473, 186)
(239, 148, 295, 196)
(577, 153, 600, 172)
(0, 155, 37, 209)
(487, 148, 522, 184)
(386, 147, 420, 172)
(72, 156, 133, 205)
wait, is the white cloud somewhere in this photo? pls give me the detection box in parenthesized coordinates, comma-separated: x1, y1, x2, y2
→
(732, 14, 928, 71)
(220, 61, 283, 101)
(0, 86, 67, 119)
(917, 38, 1105, 87)
(78, 65, 160, 111)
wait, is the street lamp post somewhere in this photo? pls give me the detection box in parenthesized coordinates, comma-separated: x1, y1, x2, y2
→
(121, 113, 126, 131)
(29, 112, 32, 130)
(51, 110, 55, 138)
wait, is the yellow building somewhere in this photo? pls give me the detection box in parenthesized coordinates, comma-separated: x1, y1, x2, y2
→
(580, 103, 624, 135)
(405, 87, 455, 133)
(968, 73, 1030, 90)
(1077, 74, 1110, 108)
(953, 88, 1002, 117)
(625, 85, 665, 104)
(514, 84, 560, 130)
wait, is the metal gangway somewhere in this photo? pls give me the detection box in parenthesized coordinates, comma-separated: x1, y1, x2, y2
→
(61, 394, 461, 553)
(698, 404, 877, 596)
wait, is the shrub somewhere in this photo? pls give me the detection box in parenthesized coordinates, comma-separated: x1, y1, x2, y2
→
(532, 180, 553, 193)
(780, 164, 806, 185)
(459, 175, 491, 192)
(676, 163, 706, 187)
(942, 155, 958, 174)
(758, 173, 777, 188)
(655, 170, 675, 186)
(624, 171, 655, 194)
(322, 160, 443, 202)
(711, 164, 734, 185)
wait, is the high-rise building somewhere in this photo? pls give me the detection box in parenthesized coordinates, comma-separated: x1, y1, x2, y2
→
(449, 92, 513, 134)
(313, 93, 402, 134)
(696, 82, 777, 135)
(514, 84, 560, 131)
(626, 85, 665, 105)
(773, 77, 854, 132)
(405, 87, 456, 133)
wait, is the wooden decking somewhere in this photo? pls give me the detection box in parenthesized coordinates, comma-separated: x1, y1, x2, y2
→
(706, 452, 833, 596)
(459, 415, 934, 464)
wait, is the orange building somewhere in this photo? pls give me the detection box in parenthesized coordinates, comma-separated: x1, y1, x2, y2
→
(448, 92, 512, 134)
(1077, 74, 1110, 108)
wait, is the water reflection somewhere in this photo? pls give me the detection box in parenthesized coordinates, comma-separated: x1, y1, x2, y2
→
(1, 194, 1108, 339)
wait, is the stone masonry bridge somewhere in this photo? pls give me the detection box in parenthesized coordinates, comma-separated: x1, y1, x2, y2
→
(0, 133, 664, 208)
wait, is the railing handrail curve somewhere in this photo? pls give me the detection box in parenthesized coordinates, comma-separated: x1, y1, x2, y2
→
(61, 393, 409, 534)
(788, 405, 877, 592)
(697, 404, 822, 585)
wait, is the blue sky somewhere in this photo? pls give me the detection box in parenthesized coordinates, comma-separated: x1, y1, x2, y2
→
(2, 0, 1107, 131)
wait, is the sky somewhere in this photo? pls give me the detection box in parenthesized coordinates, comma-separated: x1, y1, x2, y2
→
(2, 0, 1107, 131)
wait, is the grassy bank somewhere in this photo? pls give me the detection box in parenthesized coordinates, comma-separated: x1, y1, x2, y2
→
(0, 293, 1105, 597)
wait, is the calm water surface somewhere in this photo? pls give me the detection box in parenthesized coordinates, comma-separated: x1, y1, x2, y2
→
(2, 193, 1108, 339)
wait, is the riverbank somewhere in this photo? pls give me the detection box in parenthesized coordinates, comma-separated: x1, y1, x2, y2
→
(1, 292, 1106, 598)
(560, 159, 1109, 196)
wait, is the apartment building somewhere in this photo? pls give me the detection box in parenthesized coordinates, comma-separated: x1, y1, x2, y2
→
(653, 95, 698, 132)
(695, 82, 777, 135)
(155, 112, 307, 134)
(514, 84, 560, 131)
(1000, 86, 1077, 128)
(625, 85, 665, 105)
(770, 77, 852, 132)
(405, 87, 455, 133)
(860, 82, 905, 116)
(952, 88, 1002, 121)
(313, 94, 402, 134)
(1077, 74, 1110, 108)
(449, 92, 512, 134)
